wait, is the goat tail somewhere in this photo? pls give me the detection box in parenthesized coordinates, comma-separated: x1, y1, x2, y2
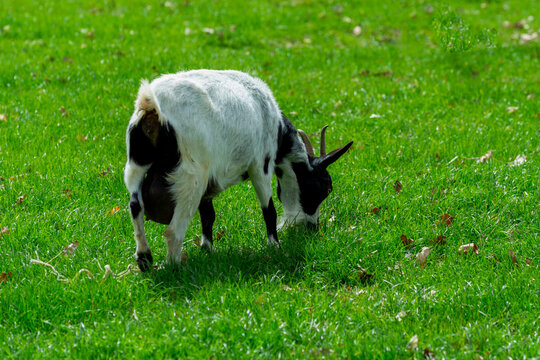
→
(134, 80, 163, 123)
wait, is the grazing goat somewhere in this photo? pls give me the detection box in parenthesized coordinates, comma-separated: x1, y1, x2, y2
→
(124, 70, 353, 271)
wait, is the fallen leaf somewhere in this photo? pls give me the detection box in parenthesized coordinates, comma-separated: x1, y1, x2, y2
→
(193, 235, 201, 246)
(215, 230, 225, 242)
(506, 106, 519, 114)
(416, 247, 431, 265)
(62, 188, 72, 197)
(99, 168, 111, 177)
(353, 25, 362, 36)
(520, 33, 538, 43)
(1, 227, 9, 235)
(59, 106, 69, 116)
(394, 180, 403, 193)
(508, 250, 518, 265)
(17, 195, 27, 203)
(0, 114, 7, 123)
(430, 235, 447, 245)
(400, 234, 415, 247)
(357, 267, 375, 283)
(424, 348, 435, 359)
(510, 154, 526, 166)
(348, 225, 356, 230)
(437, 213, 454, 226)
(370, 207, 380, 214)
(525, 258, 532, 266)
(77, 134, 88, 142)
(107, 206, 120, 215)
(62, 241, 79, 256)
(478, 150, 493, 163)
(492, 253, 499, 262)
(395, 310, 408, 322)
(458, 243, 479, 255)
(329, 215, 337, 222)
(407, 334, 419, 350)
(0, 272, 13, 283)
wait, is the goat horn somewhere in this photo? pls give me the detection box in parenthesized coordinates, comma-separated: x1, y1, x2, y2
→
(298, 129, 315, 157)
(320, 125, 328, 156)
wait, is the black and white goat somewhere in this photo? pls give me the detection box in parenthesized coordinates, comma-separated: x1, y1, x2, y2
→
(124, 70, 353, 271)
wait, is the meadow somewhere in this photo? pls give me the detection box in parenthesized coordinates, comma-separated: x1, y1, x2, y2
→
(0, 0, 538, 358)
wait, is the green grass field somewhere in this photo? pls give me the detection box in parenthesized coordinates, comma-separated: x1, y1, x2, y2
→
(1, 0, 539, 358)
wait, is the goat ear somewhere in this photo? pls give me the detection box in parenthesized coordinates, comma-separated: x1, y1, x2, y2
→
(316, 141, 353, 169)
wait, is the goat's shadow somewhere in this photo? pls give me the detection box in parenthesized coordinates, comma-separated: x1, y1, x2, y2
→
(144, 230, 312, 298)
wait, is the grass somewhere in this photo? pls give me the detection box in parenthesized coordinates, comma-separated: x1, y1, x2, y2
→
(0, 0, 539, 358)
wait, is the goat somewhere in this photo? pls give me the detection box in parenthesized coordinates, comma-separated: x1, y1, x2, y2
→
(124, 70, 353, 271)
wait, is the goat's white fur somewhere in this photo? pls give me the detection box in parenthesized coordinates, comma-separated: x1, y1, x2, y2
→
(124, 70, 311, 264)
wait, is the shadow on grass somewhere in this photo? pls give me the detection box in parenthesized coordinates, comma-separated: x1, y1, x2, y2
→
(144, 229, 313, 298)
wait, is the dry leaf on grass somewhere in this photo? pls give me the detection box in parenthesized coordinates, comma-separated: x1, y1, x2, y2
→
(0, 114, 7, 123)
(394, 180, 403, 193)
(395, 310, 408, 322)
(357, 267, 375, 284)
(62, 241, 79, 256)
(416, 247, 431, 265)
(77, 135, 88, 142)
(215, 230, 225, 242)
(407, 334, 419, 350)
(400, 234, 415, 247)
(424, 348, 435, 359)
(370, 207, 380, 214)
(458, 243, 479, 255)
(107, 206, 120, 215)
(193, 235, 201, 246)
(99, 168, 111, 177)
(506, 106, 519, 114)
(0, 272, 13, 283)
(510, 154, 526, 166)
(430, 235, 447, 246)
(59, 106, 69, 117)
(437, 213, 454, 226)
(17, 195, 27, 203)
(1, 226, 9, 235)
(508, 250, 519, 265)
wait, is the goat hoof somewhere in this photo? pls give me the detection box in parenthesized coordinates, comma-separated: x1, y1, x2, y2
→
(136, 252, 154, 272)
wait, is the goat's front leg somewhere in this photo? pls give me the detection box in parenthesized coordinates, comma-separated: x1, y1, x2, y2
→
(124, 161, 153, 271)
(198, 198, 215, 251)
(249, 164, 280, 247)
(164, 166, 208, 265)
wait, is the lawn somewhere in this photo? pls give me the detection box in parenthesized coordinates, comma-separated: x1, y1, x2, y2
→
(0, 0, 539, 358)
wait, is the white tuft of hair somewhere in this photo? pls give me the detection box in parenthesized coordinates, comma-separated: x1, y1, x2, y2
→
(134, 80, 163, 123)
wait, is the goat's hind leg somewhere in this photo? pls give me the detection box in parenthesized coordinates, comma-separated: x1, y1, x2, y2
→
(124, 161, 153, 271)
(198, 198, 215, 251)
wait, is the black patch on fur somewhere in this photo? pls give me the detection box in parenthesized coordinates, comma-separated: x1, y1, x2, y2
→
(275, 113, 296, 165)
(277, 181, 282, 202)
(242, 172, 249, 180)
(138, 121, 181, 225)
(274, 167, 283, 178)
(262, 198, 278, 243)
(291, 161, 333, 215)
(199, 199, 215, 246)
(263, 155, 271, 174)
(129, 193, 141, 218)
(136, 251, 153, 272)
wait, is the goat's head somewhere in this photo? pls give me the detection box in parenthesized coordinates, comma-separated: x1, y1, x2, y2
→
(278, 126, 353, 229)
